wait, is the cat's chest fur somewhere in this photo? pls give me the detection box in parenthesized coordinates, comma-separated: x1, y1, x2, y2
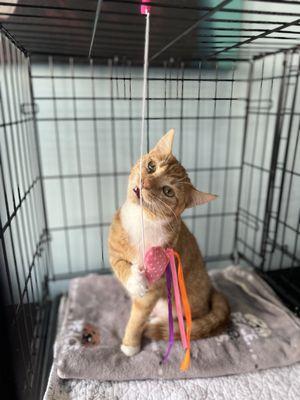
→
(120, 201, 172, 260)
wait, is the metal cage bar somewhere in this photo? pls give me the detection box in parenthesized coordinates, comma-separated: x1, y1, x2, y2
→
(0, 30, 51, 400)
(0, 1, 300, 61)
(0, 1, 299, 399)
(30, 55, 250, 278)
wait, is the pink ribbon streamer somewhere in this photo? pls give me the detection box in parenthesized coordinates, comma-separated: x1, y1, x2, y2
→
(162, 263, 174, 363)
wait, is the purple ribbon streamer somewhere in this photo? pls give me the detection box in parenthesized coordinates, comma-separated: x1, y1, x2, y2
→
(162, 262, 174, 364)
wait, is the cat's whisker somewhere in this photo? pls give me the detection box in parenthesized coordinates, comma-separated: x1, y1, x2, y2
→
(155, 205, 178, 235)
(157, 206, 176, 232)
(147, 195, 178, 234)
(154, 196, 179, 222)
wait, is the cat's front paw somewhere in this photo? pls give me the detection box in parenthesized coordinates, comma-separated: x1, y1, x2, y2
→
(126, 264, 148, 298)
(120, 343, 141, 356)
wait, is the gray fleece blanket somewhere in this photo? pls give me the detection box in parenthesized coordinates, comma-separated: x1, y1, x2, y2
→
(55, 266, 300, 381)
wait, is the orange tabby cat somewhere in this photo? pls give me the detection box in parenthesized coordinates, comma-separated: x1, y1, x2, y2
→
(108, 129, 230, 356)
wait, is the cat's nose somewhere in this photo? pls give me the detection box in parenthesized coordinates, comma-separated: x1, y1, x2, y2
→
(142, 178, 152, 190)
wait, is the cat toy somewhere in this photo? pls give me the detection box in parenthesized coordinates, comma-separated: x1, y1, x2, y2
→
(139, 2, 192, 371)
(144, 247, 192, 371)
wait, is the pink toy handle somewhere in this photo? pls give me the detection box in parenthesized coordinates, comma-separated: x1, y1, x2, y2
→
(140, 0, 151, 15)
(166, 248, 187, 349)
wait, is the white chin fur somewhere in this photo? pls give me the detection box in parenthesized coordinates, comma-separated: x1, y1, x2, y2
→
(121, 344, 141, 357)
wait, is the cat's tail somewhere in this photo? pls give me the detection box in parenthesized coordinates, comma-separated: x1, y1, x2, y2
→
(143, 289, 230, 341)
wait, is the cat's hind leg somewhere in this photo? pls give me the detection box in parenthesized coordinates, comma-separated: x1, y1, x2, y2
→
(144, 289, 230, 341)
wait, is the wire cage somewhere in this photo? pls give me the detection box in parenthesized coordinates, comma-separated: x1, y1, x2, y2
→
(0, 1, 299, 399)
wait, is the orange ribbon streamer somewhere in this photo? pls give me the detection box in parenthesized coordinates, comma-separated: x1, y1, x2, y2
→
(174, 251, 192, 371)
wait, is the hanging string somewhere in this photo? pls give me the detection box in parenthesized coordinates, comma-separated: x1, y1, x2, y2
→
(139, 9, 150, 262)
(138, 4, 191, 371)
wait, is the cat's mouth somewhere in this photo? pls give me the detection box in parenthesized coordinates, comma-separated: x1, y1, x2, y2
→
(133, 186, 140, 199)
(132, 186, 153, 212)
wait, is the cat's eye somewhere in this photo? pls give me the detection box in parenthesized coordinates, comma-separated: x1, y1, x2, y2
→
(163, 186, 174, 197)
(147, 160, 156, 174)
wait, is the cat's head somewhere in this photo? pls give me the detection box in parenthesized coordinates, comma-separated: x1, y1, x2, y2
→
(128, 129, 217, 219)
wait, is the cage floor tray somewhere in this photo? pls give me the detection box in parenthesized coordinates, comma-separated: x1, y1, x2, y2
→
(54, 266, 300, 381)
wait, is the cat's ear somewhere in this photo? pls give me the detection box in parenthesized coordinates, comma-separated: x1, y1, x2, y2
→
(186, 187, 217, 208)
(152, 128, 175, 156)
